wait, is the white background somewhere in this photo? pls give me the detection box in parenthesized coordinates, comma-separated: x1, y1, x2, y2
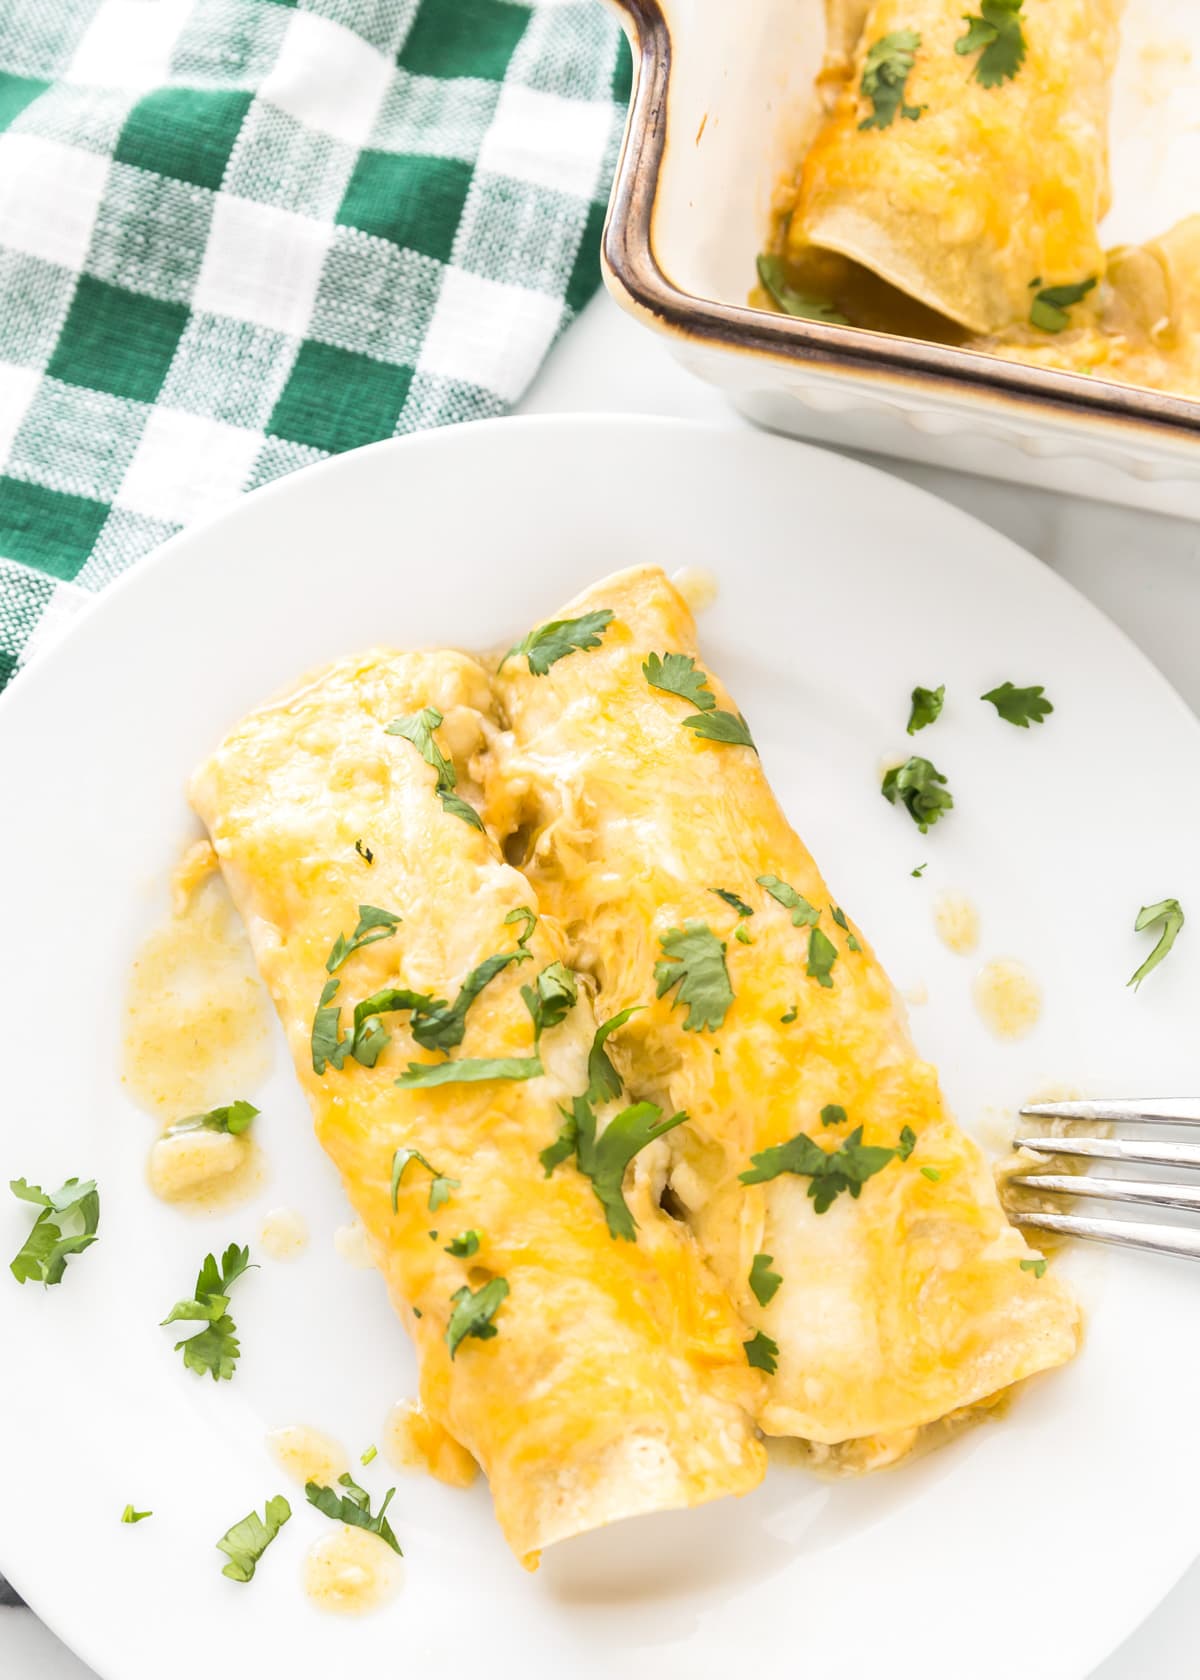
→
(4, 287, 1199, 1679)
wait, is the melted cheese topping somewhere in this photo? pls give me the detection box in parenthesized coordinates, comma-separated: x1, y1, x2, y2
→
(190, 647, 765, 1566)
(267, 1425, 349, 1487)
(490, 565, 1080, 1449)
(974, 959, 1042, 1040)
(259, 1207, 309, 1260)
(385, 1399, 478, 1487)
(303, 1526, 402, 1614)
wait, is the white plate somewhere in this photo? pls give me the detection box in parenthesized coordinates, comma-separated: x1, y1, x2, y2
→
(1, 416, 1199, 1680)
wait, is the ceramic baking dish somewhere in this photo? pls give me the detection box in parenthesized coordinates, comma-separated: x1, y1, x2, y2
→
(601, 0, 1200, 517)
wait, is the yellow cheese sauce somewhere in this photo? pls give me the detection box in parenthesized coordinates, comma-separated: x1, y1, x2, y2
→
(670, 566, 720, 615)
(933, 890, 980, 956)
(333, 1219, 375, 1269)
(974, 958, 1042, 1040)
(146, 1126, 264, 1214)
(384, 1400, 478, 1488)
(259, 1207, 309, 1261)
(267, 1425, 348, 1488)
(303, 1525, 402, 1615)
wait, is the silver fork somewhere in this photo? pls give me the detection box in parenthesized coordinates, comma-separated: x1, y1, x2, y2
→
(1005, 1099, 1200, 1262)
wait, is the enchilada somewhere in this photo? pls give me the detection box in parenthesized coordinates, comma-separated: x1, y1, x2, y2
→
(189, 647, 766, 1566)
(489, 567, 1080, 1453)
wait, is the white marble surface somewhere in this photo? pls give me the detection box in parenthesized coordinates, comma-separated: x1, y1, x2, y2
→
(5, 288, 1199, 1679)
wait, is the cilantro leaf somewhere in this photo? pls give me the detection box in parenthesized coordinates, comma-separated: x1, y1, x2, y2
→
(312, 977, 352, 1075)
(8, 1175, 99, 1286)
(740, 1124, 910, 1213)
(411, 950, 529, 1053)
(756, 254, 849, 325)
(306, 1474, 401, 1555)
(390, 1147, 460, 1213)
(643, 651, 716, 711)
(859, 30, 924, 130)
(980, 681, 1054, 728)
(807, 926, 838, 989)
(881, 756, 954, 831)
(780, 1005, 797, 1024)
(121, 1505, 152, 1524)
(325, 905, 401, 974)
(1128, 898, 1185, 990)
(1020, 1257, 1047, 1279)
(654, 921, 734, 1032)
(543, 1095, 687, 1240)
(504, 906, 537, 948)
(1030, 277, 1096, 333)
(955, 0, 1026, 88)
(165, 1100, 258, 1139)
(395, 1056, 543, 1089)
(744, 1331, 779, 1373)
(586, 1006, 643, 1104)
(444, 1230, 480, 1258)
(912, 862, 927, 878)
(217, 1495, 291, 1582)
(446, 1277, 510, 1359)
(821, 1104, 847, 1127)
(735, 925, 753, 945)
(355, 838, 373, 864)
(361, 1445, 377, 1465)
(501, 609, 614, 676)
(684, 709, 757, 749)
(520, 961, 578, 1042)
(907, 684, 944, 735)
(711, 888, 754, 918)
(749, 1252, 782, 1306)
(349, 985, 443, 1069)
(385, 706, 483, 830)
(830, 906, 862, 952)
(757, 873, 819, 926)
(162, 1242, 254, 1381)
(921, 1165, 942, 1182)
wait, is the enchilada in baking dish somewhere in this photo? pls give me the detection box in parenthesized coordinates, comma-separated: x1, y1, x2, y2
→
(489, 567, 1080, 1453)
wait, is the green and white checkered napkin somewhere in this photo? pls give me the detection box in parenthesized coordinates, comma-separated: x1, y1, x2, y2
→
(0, 0, 631, 693)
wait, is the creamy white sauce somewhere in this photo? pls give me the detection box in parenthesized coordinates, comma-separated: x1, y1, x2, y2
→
(333, 1219, 375, 1269)
(933, 890, 980, 955)
(303, 1525, 402, 1615)
(974, 958, 1042, 1040)
(259, 1207, 309, 1261)
(267, 1425, 348, 1488)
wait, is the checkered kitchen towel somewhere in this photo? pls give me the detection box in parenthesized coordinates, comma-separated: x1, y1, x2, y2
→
(0, 0, 631, 694)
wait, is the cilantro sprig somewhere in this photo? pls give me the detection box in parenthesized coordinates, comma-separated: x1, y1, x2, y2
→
(217, 1495, 291, 1582)
(907, 684, 944, 735)
(955, 0, 1026, 88)
(446, 1277, 509, 1359)
(501, 609, 614, 676)
(980, 681, 1053, 727)
(541, 1096, 687, 1240)
(859, 30, 924, 130)
(9, 1176, 99, 1286)
(744, 1331, 779, 1373)
(749, 1252, 782, 1306)
(386, 706, 483, 830)
(306, 1474, 401, 1554)
(1030, 278, 1096, 334)
(162, 1242, 254, 1381)
(164, 1100, 258, 1139)
(881, 756, 954, 831)
(1128, 898, 1185, 990)
(740, 1123, 915, 1214)
(643, 652, 757, 750)
(654, 922, 734, 1032)
(391, 1147, 460, 1213)
(756, 254, 849, 325)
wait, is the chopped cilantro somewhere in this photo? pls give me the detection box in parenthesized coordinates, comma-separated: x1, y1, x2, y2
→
(8, 1176, 99, 1286)
(898, 1125, 917, 1160)
(744, 1331, 779, 1374)
(121, 1505, 152, 1524)
(907, 684, 944, 735)
(643, 652, 757, 751)
(780, 1006, 797, 1024)
(501, 609, 614, 676)
(685, 709, 757, 749)
(757, 873, 819, 927)
(165, 1100, 258, 1139)
(311, 977, 351, 1075)
(385, 706, 483, 830)
(1020, 1257, 1047, 1279)
(921, 1166, 942, 1182)
(820, 1104, 847, 1127)
(735, 925, 752, 945)
(355, 839, 374, 864)
(390, 1147, 460, 1214)
(411, 949, 529, 1053)
(217, 1495, 290, 1583)
(444, 1229, 480, 1258)
(756, 254, 850, 324)
(655, 922, 734, 1032)
(504, 906, 537, 948)
(740, 1125, 910, 1213)
(912, 863, 927, 878)
(325, 904, 401, 974)
(306, 1474, 401, 1554)
(361, 1445, 377, 1466)
(1030, 278, 1096, 333)
(859, 30, 924, 129)
(521, 961, 578, 1042)
(348, 985, 442, 1069)
(749, 1252, 782, 1306)
(586, 1006, 642, 1105)
(711, 887, 755, 918)
(830, 906, 861, 952)
(1128, 898, 1185, 990)
(395, 1056, 543, 1089)
(446, 1277, 509, 1359)
(541, 1095, 687, 1240)
(162, 1242, 254, 1381)
(955, 0, 1026, 87)
(881, 756, 954, 831)
(980, 681, 1054, 727)
(807, 926, 838, 989)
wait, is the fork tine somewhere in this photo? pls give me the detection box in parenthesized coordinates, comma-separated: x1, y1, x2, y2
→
(1010, 1210, 1200, 1261)
(1020, 1098, 1200, 1125)
(1012, 1135, 1200, 1170)
(1007, 1173, 1200, 1212)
